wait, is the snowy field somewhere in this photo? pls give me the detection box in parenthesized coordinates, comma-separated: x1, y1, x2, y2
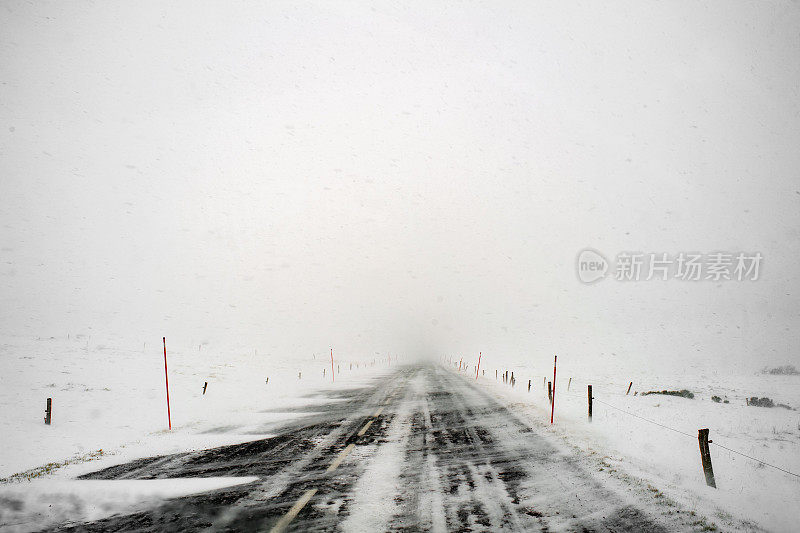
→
(0, 333, 392, 480)
(448, 355, 800, 532)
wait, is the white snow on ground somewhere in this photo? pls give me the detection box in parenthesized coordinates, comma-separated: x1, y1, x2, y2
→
(0, 477, 258, 532)
(2, 333, 798, 532)
(450, 358, 800, 532)
(0, 333, 392, 482)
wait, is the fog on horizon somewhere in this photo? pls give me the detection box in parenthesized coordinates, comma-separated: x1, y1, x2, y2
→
(1, 1, 799, 374)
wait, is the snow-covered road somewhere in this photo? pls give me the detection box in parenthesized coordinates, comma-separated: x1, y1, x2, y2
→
(41, 365, 701, 532)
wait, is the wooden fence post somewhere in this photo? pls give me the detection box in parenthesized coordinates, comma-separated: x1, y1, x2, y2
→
(548, 381, 552, 404)
(44, 398, 52, 425)
(528, 379, 531, 392)
(626, 382, 633, 395)
(568, 377, 571, 391)
(588, 385, 593, 421)
(698, 428, 717, 488)
(202, 382, 208, 395)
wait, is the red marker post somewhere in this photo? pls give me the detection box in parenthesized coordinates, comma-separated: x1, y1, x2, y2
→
(550, 355, 557, 424)
(163, 337, 171, 430)
(330, 348, 335, 382)
(475, 352, 481, 379)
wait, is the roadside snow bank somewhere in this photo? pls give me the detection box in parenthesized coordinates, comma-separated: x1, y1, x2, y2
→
(0, 477, 258, 531)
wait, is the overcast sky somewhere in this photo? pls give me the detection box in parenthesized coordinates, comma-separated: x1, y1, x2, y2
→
(2, 1, 799, 373)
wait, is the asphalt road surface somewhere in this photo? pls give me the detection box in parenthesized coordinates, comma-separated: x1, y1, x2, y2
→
(44, 364, 694, 532)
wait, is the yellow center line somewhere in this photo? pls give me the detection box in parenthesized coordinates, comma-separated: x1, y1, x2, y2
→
(270, 395, 395, 532)
(325, 443, 355, 473)
(269, 488, 318, 533)
(357, 419, 374, 436)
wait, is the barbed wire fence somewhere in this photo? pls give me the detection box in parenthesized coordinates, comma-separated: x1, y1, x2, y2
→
(445, 358, 800, 482)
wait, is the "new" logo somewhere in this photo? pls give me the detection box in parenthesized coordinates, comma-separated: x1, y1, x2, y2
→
(576, 249, 609, 283)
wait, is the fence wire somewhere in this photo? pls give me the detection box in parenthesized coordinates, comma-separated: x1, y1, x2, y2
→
(460, 363, 800, 479)
(573, 387, 800, 479)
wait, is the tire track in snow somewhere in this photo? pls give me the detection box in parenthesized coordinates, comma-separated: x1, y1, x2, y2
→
(424, 370, 527, 531)
(338, 372, 418, 532)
